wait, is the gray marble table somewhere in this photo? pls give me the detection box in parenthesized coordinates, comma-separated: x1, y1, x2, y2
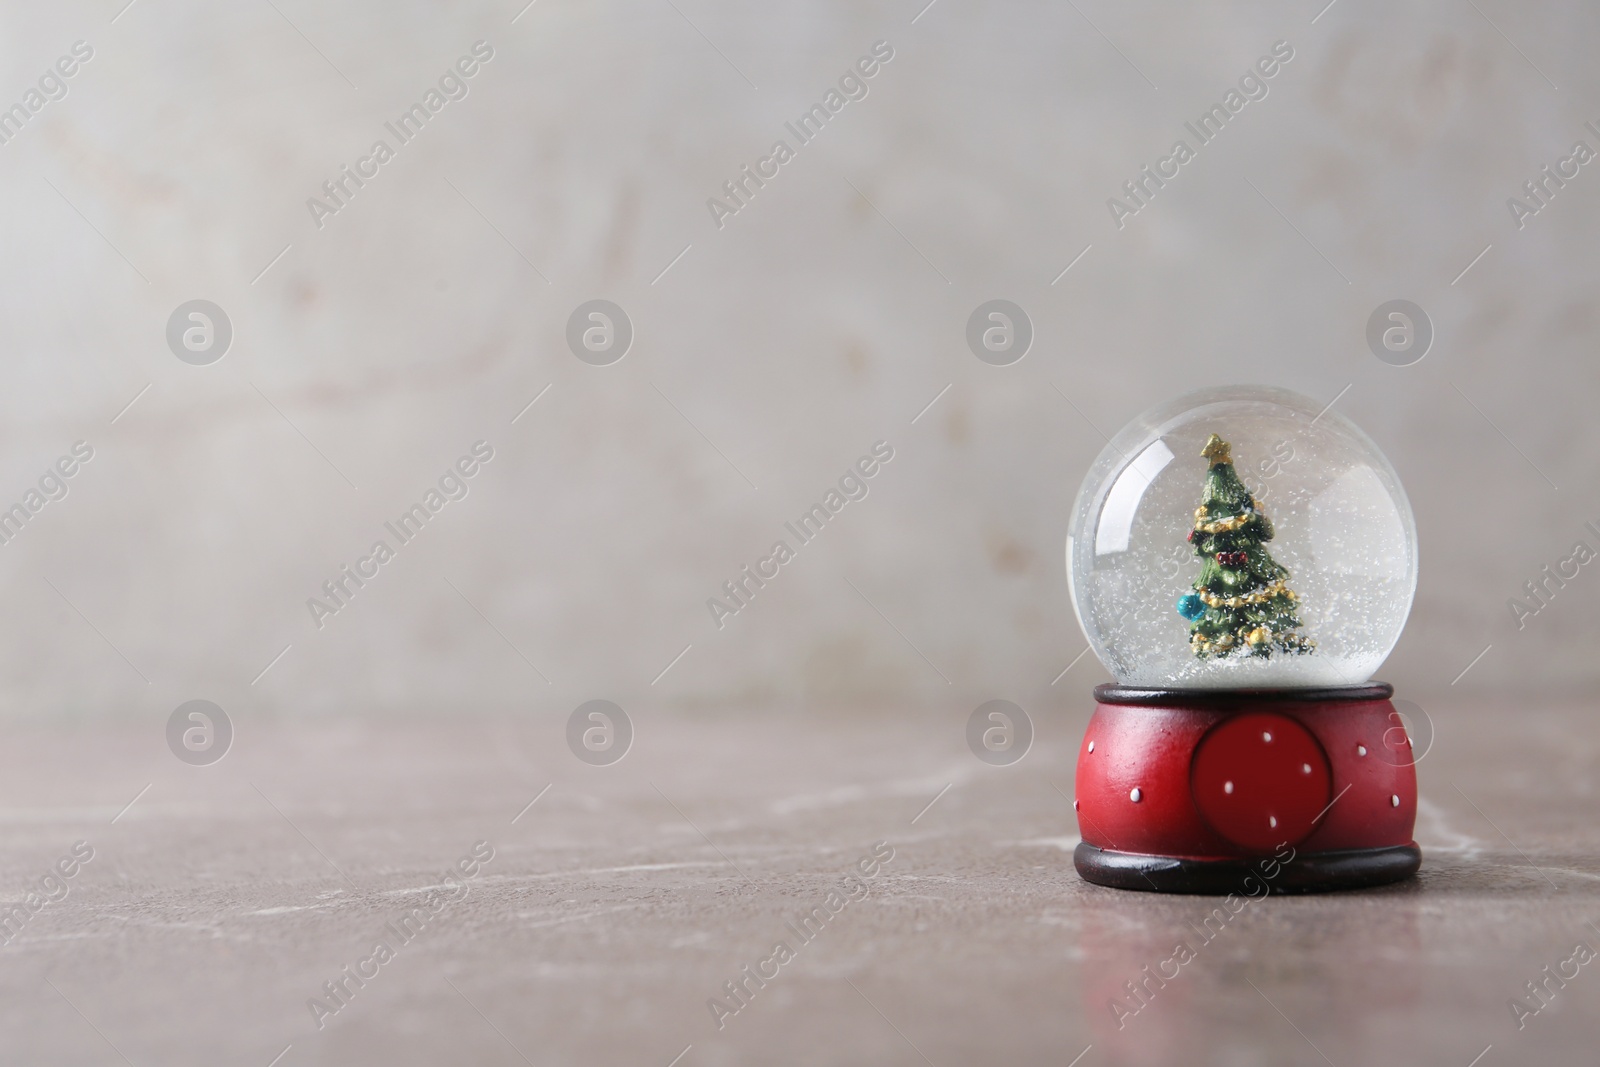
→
(0, 700, 1593, 1066)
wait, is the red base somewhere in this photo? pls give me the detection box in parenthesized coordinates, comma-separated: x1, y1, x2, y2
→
(1073, 683, 1419, 893)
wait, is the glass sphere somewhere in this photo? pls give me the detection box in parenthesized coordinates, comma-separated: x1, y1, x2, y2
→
(1067, 386, 1417, 688)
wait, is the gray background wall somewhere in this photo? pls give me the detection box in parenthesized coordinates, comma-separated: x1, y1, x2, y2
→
(0, 0, 1595, 722)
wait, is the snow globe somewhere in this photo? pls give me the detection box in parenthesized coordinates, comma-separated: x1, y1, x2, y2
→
(1066, 386, 1421, 892)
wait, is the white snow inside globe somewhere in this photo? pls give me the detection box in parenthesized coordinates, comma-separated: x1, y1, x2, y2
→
(1067, 386, 1417, 689)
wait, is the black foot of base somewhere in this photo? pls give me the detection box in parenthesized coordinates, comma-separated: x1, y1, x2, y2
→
(1074, 842, 1421, 895)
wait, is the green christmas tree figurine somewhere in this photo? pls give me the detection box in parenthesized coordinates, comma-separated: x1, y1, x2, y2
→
(1175, 434, 1314, 660)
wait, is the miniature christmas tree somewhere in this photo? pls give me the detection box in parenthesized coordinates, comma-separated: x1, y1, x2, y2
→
(1175, 434, 1314, 660)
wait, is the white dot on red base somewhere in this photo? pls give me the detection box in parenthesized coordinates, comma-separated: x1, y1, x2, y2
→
(1357, 745, 1367, 756)
(1088, 741, 1095, 753)
(1224, 780, 1234, 794)
(1301, 763, 1312, 775)
(1130, 788, 1142, 802)
(1262, 731, 1273, 743)
(1391, 794, 1400, 807)
(1073, 799, 1079, 811)
(1269, 815, 1278, 828)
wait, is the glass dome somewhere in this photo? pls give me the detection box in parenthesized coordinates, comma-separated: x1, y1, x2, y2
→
(1067, 386, 1417, 688)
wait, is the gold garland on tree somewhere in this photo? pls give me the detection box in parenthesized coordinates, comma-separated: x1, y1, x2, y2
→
(1183, 434, 1314, 660)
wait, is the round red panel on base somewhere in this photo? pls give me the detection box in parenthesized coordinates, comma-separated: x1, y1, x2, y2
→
(1191, 712, 1332, 851)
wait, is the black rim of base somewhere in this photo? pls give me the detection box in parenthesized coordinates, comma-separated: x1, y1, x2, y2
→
(1074, 842, 1420, 895)
(1094, 682, 1393, 707)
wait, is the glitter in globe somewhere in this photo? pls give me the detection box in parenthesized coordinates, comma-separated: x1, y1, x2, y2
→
(1066, 386, 1417, 689)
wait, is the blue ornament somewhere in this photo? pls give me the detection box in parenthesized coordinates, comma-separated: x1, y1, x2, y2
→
(1176, 593, 1205, 621)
